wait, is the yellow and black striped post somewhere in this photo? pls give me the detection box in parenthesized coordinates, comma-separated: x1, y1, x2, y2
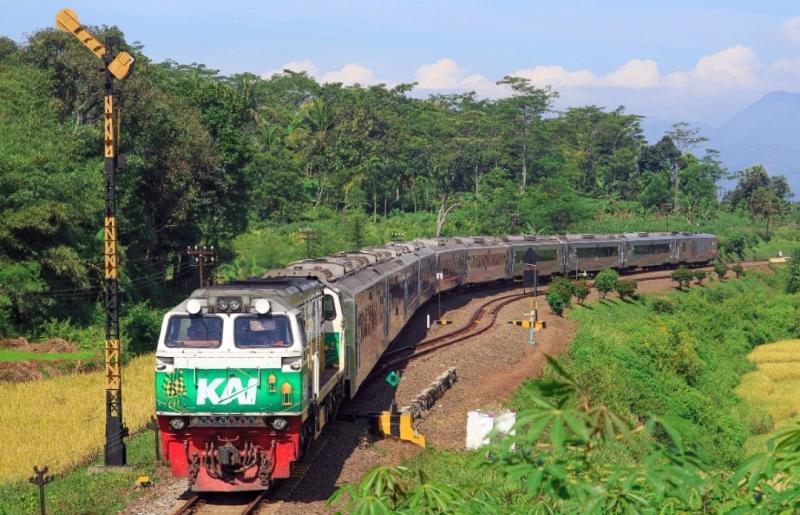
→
(57, 9, 134, 467)
(101, 38, 128, 467)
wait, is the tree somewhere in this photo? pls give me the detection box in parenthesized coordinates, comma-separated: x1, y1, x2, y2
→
(546, 289, 569, 317)
(748, 185, 784, 239)
(786, 248, 800, 293)
(572, 280, 590, 305)
(594, 269, 619, 299)
(615, 278, 638, 300)
(494, 76, 556, 192)
(693, 270, 707, 285)
(714, 263, 728, 281)
(671, 266, 693, 289)
(665, 122, 708, 214)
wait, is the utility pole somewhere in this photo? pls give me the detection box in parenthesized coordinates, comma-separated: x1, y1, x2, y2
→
(56, 8, 135, 467)
(186, 246, 216, 288)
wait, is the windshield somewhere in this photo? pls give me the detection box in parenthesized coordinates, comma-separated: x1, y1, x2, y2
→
(234, 315, 293, 348)
(165, 315, 222, 348)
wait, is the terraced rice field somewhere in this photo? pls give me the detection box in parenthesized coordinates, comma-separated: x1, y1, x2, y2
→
(0, 354, 154, 482)
(736, 339, 800, 452)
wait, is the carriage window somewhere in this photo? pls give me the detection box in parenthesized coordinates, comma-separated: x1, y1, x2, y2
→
(576, 247, 596, 258)
(234, 315, 293, 348)
(165, 315, 222, 348)
(577, 246, 618, 258)
(633, 244, 669, 255)
(322, 294, 336, 321)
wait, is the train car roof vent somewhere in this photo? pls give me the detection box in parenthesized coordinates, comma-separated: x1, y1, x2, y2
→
(437, 240, 446, 246)
(638, 232, 649, 237)
(581, 234, 595, 239)
(473, 237, 484, 244)
(524, 235, 536, 241)
(671, 231, 679, 235)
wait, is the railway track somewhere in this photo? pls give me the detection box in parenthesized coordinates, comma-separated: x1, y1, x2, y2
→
(368, 259, 770, 379)
(172, 490, 267, 515)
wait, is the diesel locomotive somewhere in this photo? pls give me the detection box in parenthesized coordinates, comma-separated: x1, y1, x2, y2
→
(154, 231, 716, 491)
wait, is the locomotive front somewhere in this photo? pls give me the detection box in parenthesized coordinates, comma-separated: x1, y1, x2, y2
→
(154, 286, 315, 492)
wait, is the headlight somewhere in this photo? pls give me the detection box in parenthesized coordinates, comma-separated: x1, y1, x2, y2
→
(271, 417, 288, 430)
(168, 417, 186, 431)
(229, 299, 242, 312)
(217, 299, 229, 311)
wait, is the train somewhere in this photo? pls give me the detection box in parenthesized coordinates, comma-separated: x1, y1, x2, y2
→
(154, 231, 716, 491)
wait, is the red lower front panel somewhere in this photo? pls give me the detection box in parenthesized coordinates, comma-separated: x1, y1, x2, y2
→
(157, 416, 301, 492)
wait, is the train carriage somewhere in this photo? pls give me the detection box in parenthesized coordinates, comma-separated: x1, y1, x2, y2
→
(415, 238, 468, 292)
(504, 235, 566, 278)
(461, 236, 510, 284)
(675, 232, 717, 265)
(624, 232, 676, 269)
(565, 234, 625, 274)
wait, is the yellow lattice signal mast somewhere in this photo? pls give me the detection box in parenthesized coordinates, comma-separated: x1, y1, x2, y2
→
(56, 8, 134, 467)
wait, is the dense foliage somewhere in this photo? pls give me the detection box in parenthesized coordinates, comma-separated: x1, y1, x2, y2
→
(0, 28, 795, 340)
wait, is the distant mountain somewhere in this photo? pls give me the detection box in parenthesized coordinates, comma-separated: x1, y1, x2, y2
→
(644, 91, 800, 195)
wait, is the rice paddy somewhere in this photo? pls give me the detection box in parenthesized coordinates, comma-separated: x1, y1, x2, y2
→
(0, 354, 154, 482)
(736, 339, 800, 453)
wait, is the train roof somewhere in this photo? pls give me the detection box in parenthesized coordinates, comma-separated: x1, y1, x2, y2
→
(169, 277, 323, 314)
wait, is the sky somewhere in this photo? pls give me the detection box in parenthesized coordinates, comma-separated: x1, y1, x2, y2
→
(5, 1, 800, 125)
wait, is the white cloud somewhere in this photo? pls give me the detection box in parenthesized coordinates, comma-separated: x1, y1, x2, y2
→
(783, 17, 800, 44)
(686, 45, 760, 88)
(604, 59, 661, 88)
(415, 58, 462, 89)
(261, 59, 318, 79)
(414, 58, 508, 97)
(321, 63, 386, 86)
(512, 65, 597, 87)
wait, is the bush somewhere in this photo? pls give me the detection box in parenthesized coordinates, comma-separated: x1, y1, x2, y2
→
(615, 278, 638, 300)
(122, 302, 163, 355)
(714, 263, 728, 281)
(693, 270, 707, 285)
(594, 269, 619, 299)
(546, 289, 569, 316)
(732, 264, 745, 278)
(650, 297, 675, 314)
(722, 232, 747, 258)
(786, 248, 800, 293)
(671, 266, 693, 289)
(548, 277, 574, 306)
(572, 280, 591, 305)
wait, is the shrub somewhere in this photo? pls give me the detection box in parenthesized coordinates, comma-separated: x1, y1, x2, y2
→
(546, 289, 569, 316)
(650, 297, 675, 314)
(732, 264, 745, 278)
(549, 277, 574, 306)
(786, 248, 800, 293)
(572, 280, 590, 305)
(123, 302, 164, 355)
(722, 232, 747, 258)
(671, 266, 693, 289)
(693, 270, 707, 285)
(594, 269, 619, 299)
(615, 278, 638, 300)
(714, 263, 728, 281)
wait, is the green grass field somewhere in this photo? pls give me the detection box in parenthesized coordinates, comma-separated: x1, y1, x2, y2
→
(0, 349, 95, 361)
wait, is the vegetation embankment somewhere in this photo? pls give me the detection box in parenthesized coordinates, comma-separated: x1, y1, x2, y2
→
(330, 269, 800, 512)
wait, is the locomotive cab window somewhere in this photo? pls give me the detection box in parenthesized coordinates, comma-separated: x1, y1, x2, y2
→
(165, 315, 222, 348)
(322, 294, 336, 321)
(234, 315, 293, 348)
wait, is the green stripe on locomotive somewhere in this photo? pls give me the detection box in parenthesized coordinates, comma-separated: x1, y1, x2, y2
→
(324, 331, 340, 364)
(155, 368, 306, 414)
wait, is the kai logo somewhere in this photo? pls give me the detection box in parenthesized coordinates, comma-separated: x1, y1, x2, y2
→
(196, 376, 258, 405)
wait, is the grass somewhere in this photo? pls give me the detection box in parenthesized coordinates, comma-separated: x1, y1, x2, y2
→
(736, 339, 800, 454)
(0, 429, 164, 515)
(0, 349, 95, 361)
(0, 353, 155, 482)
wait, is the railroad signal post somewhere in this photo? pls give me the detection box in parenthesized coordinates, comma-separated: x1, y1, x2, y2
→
(56, 8, 135, 467)
(185, 246, 216, 288)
